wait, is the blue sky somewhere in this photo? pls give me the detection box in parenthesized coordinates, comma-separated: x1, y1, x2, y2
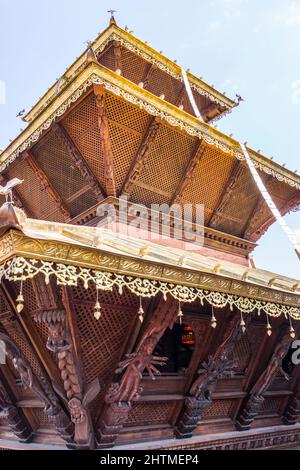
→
(0, 0, 300, 278)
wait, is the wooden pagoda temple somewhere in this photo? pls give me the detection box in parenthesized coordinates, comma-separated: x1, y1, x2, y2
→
(1, 15, 300, 451)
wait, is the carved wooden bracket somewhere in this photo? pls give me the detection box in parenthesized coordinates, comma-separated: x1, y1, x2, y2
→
(175, 313, 251, 439)
(236, 331, 292, 431)
(97, 296, 178, 448)
(0, 371, 33, 442)
(0, 331, 74, 444)
(33, 281, 100, 449)
(283, 392, 300, 426)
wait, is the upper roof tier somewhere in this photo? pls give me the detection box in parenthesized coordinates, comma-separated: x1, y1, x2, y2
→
(23, 20, 238, 125)
(0, 17, 299, 253)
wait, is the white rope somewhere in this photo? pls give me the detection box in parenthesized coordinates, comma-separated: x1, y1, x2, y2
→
(181, 69, 204, 121)
(240, 143, 300, 258)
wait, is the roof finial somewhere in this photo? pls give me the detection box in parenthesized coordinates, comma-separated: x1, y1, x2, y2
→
(107, 9, 117, 25)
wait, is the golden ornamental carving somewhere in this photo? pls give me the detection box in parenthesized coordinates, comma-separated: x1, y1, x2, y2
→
(1, 256, 300, 321)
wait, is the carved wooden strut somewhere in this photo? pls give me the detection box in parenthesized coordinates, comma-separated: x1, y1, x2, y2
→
(94, 84, 117, 197)
(0, 331, 74, 445)
(0, 371, 33, 442)
(33, 280, 100, 449)
(175, 313, 251, 439)
(236, 332, 292, 431)
(97, 296, 178, 448)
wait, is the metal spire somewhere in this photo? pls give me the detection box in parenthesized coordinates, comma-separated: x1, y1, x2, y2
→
(107, 10, 117, 25)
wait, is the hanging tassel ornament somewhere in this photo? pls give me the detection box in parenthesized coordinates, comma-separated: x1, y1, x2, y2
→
(240, 312, 246, 334)
(16, 280, 24, 313)
(138, 297, 145, 324)
(289, 316, 296, 339)
(178, 302, 184, 325)
(266, 316, 272, 337)
(211, 306, 217, 329)
(94, 289, 102, 320)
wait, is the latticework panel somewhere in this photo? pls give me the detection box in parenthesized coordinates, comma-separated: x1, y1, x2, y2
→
(125, 401, 176, 427)
(7, 160, 65, 222)
(31, 130, 98, 218)
(131, 124, 195, 204)
(248, 324, 266, 358)
(71, 283, 138, 384)
(181, 145, 237, 224)
(147, 68, 182, 105)
(63, 92, 151, 193)
(202, 400, 234, 420)
(31, 408, 54, 427)
(259, 398, 282, 416)
(98, 44, 218, 119)
(130, 185, 170, 206)
(21, 280, 40, 315)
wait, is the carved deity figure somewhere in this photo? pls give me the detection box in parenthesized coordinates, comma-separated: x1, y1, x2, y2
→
(105, 298, 177, 405)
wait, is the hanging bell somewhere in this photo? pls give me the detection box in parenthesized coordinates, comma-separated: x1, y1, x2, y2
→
(16, 293, 24, 313)
(290, 325, 296, 339)
(211, 312, 217, 329)
(138, 305, 145, 324)
(94, 301, 102, 320)
(178, 304, 184, 325)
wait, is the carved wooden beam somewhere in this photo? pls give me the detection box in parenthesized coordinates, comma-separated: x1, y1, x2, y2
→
(93, 84, 117, 197)
(0, 328, 74, 445)
(22, 150, 71, 222)
(53, 123, 105, 201)
(0, 370, 33, 442)
(208, 161, 244, 228)
(175, 84, 186, 108)
(236, 329, 292, 431)
(113, 40, 122, 75)
(175, 313, 251, 439)
(97, 296, 178, 448)
(171, 139, 206, 204)
(121, 117, 161, 196)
